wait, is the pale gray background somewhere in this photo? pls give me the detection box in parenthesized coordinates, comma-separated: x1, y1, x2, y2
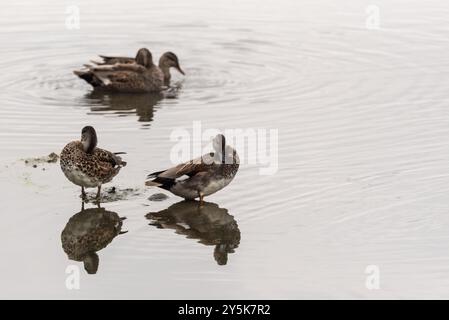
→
(0, 0, 448, 299)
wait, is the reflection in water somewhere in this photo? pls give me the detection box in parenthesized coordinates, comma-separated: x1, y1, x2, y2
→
(84, 91, 164, 123)
(146, 201, 240, 265)
(61, 205, 127, 274)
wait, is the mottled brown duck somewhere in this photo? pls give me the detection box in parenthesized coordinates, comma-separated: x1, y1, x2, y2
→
(60, 126, 126, 200)
(74, 48, 184, 92)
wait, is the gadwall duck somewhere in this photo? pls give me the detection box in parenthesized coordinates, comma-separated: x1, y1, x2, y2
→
(60, 126, 127, 200)
(145, 134, 239, 204)
(74, 48, 184, 92)
(96, 51, 184, 85)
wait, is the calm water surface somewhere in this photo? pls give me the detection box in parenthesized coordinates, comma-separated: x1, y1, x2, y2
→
(1, 0, 449, 298)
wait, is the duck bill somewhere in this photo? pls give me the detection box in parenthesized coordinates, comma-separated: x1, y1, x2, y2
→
(175, 65, 185, 75)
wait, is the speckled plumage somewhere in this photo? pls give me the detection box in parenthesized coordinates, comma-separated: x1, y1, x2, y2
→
(60, 141, 126, 189)
(60, 141, 126, 188)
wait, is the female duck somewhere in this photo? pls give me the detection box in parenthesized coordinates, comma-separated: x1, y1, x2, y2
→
(74, 48, 184, 92)
(98, 51, 184, 85)
(145, 134, 239, 204)
(60, 126, 127, 200)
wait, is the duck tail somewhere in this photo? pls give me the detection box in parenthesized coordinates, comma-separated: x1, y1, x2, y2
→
(145, 180, 163, 187)
(90, 59, 105, 65)
(146, 170, 165, 179)
(110, 152, 127, 167)
(73, 69, 103, 87)
(145, 175, 175, 190)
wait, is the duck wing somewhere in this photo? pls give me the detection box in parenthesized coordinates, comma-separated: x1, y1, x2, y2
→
(175, 153, 216, 177)
(74, 63, 148, 92)
(93, 55, 135, 65)
(93, 148, 127, 168)
(146, 153, 216, 187)
(149, 153, 215, 179)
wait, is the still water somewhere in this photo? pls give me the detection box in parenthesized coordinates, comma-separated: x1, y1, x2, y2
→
(1, 0, 449, 299)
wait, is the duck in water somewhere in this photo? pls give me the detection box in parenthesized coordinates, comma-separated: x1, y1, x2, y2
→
(74, 48, 184, 92)
(60, 126, 127, 201)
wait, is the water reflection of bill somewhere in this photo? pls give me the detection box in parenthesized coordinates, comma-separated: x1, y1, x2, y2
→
(146, 200, 241, 265)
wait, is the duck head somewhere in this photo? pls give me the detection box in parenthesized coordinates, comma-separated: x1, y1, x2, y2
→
(159, 52, 185, 82)
(135, 48, 154, 68)
(212, 134, 226, 163)
(81, 126, 98, 154)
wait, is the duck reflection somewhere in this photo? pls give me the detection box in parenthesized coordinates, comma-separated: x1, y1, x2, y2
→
(146, 201, 240, 265)
(84, 90, 164, 122)
(61, 205, 127, 274)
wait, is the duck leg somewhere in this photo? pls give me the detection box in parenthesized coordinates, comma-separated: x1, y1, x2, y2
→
(81, 186, 87, 200)
(96, 185, 102, 200)
(198, 192, 204, 206)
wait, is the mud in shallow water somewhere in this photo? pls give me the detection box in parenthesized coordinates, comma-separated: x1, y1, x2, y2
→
(23, 152, 59, 168)
(82, 186, 148, 203)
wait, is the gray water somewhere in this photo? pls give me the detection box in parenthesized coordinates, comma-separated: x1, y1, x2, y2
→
(1, 0, 449, 299)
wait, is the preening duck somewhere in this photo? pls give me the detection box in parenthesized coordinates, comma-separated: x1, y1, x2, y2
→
(60, 126, 126, 200)
(145, 134, 239, 204)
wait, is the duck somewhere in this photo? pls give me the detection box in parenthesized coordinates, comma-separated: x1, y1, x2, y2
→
(96, 50, 185, 85)
(146, 200, 240, 265)
(145, 134, 239, 204)
(74, 48, 184, 92)
(60, 126, 127, 200)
